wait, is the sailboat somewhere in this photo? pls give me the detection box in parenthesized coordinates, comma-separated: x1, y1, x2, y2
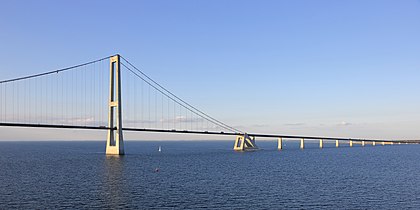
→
(158, 146, 162, 152)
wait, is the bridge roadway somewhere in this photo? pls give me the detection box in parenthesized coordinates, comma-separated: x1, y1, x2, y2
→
(1, 122, 419, 144)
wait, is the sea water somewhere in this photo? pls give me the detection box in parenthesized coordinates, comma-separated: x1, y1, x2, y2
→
(0, 141, 419, 209)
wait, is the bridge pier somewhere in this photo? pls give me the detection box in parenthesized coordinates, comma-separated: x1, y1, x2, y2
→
(362, 141, 365, 147)
(381, 141, 385, 146)
(278, 138, 283, 150)
(336, 140, 339, 148)
(106, 55, 124, 155)
(300, 138, 304, 149)
(349, 140, 353, 147)
(234, 134, 258, 151)
(372, 141, 376, 146)
(319, 139, 323, 148)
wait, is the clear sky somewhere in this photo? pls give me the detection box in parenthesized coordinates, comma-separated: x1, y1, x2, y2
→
(1, 0, 420, 140)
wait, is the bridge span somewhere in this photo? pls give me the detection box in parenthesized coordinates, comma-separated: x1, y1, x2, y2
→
(0, 55, 418, 154)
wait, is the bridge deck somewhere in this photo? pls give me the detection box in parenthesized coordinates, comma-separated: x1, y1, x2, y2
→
(1, 122, 418, 143)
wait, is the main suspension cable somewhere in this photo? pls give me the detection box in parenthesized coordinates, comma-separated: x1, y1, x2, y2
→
(120, 56, 242, 133)
(120, 62, 240, 133)
(0, 56, 112, 84)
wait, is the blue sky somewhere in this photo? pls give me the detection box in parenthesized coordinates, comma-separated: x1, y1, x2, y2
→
(1, 0, 420, 140)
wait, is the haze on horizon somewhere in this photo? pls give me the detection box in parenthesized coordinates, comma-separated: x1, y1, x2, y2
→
(1, 0, 420, 141)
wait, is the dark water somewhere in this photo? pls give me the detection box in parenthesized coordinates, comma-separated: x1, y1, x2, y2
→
(0, 140, 419, 209)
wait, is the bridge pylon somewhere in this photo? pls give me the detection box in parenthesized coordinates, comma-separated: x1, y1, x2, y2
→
(234, 134, 258, 151)
(106, 55, 124, 155)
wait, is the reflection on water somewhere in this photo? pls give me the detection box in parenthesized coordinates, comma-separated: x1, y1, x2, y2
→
(102, 155, 126, 209)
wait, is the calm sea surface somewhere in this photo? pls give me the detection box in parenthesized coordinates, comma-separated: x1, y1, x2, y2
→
(0, 141, 419, 209)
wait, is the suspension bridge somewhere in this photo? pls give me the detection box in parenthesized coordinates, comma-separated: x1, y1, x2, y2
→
(0, 54, 417, 155)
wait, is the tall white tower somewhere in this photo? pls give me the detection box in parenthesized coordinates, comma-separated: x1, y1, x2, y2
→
(106, 54, 124, 155)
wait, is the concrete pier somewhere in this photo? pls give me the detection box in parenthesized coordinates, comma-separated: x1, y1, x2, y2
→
(278, 138, 283, 150)
(233, 134, 405, 152)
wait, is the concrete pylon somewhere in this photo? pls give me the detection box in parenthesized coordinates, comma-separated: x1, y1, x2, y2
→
(106, 55, 124, 155)
(319, 139, 323, 149)
(234, 134, 258, 151)
(336, 140, 339, 148)
(349, 140, 353, 147)
(362, 141, 365, 147)
(300, 138, 304, 149)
